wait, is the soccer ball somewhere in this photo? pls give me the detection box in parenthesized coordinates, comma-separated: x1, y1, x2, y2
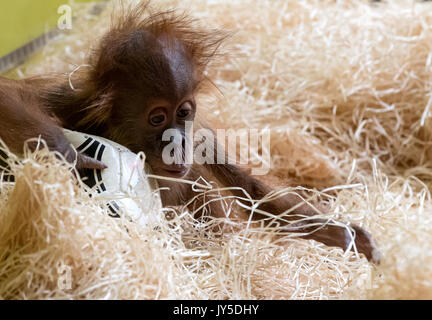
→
(63, 129, 162, 228)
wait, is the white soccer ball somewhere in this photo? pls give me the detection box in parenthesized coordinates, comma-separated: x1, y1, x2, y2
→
(63, 129, 162, 228)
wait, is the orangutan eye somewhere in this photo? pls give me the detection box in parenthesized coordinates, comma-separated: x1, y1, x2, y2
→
(150, 114, 165, 125)
(148, 109, 167, 127)
(176, 102, 193, 119)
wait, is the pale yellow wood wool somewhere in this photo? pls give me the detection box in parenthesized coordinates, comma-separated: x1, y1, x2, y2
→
(1, 0, 432, 299)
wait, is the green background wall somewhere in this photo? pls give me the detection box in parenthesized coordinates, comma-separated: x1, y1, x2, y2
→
(0, 0, 102, 58)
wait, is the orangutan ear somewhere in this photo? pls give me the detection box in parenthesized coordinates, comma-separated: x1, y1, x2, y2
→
(75, 84, 116, 128)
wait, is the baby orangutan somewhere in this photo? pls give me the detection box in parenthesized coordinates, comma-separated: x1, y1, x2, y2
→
(0, 3, 379, 262)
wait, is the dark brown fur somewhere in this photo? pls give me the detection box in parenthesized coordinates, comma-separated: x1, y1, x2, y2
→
(0, 2, 379, 262)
